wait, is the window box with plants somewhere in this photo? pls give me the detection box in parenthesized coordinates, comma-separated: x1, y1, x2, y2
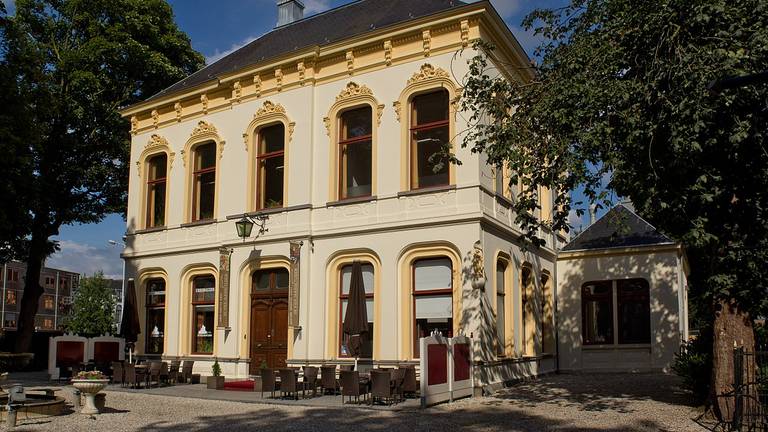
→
(207, 359, 225, 390)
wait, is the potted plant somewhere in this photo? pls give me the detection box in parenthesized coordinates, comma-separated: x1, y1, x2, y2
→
(207, 359, 225, 390)
(71, 370, 109, 415)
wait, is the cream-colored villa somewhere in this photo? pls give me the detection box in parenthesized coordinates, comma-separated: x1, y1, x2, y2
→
(120, 0, 688, 391)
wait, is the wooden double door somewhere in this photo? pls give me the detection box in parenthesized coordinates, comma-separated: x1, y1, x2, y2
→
(250, 268, 290, 373)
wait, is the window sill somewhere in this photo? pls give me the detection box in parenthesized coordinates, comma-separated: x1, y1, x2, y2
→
(397, 185, 456, 198)
(495, 193, 514, 207)
(326, 196, 377, 207)
(134, 226, 167, 235)
(582, 344, 651, 350)
(180, 219, 217, 228)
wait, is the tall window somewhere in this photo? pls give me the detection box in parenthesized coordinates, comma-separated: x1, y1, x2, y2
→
(581, 281, 613, 345)
(257, 124, 285, 209)
(5, 290, 16, 305)
(413, 257, 453, 357)
(521, 266, 535, 355)
(338, 107, 372, 199)
(4, 313, 16, 328)
(145, 154, 167, 228)
(617, 279, 651, 344)
(496, 260, 507, 356)
(42, 295, 54, 311)
(541, 273, 555, 353)
(192, 275, 215, 354)
(146, 279, 166, 355)
(410, 90, 450, 189)
(192, 143, 216, 221)
(339, 263, 374, 357)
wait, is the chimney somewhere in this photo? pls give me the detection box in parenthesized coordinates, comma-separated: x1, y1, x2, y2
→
(588, 204, 597, 225)
(276, 0, 305, 27)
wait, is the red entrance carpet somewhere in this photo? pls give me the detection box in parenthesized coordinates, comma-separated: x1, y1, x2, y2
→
(223, 380, 255, 391)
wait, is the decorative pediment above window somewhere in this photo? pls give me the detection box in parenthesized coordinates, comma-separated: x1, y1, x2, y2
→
(136, 134, 175, 177)
(324, 82, 385, 136)
(182, 120, 225, 167)
(243, 101, 295, 152)
(407, 63, 450, 85)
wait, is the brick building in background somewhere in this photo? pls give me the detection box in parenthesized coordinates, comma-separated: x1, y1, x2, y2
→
(1, 261, 79, 332)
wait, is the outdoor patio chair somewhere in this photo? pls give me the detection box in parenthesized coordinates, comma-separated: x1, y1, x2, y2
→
(180, 360, 194, 383)
(111, 361, 124, 386)
(147, 361, 162, 388)
(159, 362, 170, 385)
(400, 366, 417, 398)
(124, 364, 140, 389)
(168, 361, 181, 384)
(279, 368, 304, 400)
(260, 368, 277, 399)
(391, 368, 406, 403)
(340, 370, 367, 404)
(320, 366, 338, 395)
(370, 369, 394, 405)
(302, 366, 319, 397)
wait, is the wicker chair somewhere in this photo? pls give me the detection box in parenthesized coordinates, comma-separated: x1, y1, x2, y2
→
(168, 361, 181, 384)
(111, 361, 124, 386)
(260, 368, 277, 398)
(340, 370, 367, 404)
(320, 366, 338, 395)
(158, 362, 170, 385)
(370, 369, 394, 405)
(124, 364, 140, 389)
(401, 366, 418, 398)
(279, 368, 304, 400)
(146, 361, 162, 388)
(302, 366, 319, 397)
(180, 360, 194, 384)
(391, 368, 406, 403)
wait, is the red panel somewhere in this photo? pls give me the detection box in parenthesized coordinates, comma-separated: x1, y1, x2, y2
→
(56, 341, 84, 366)
(427, 344, 448, 386)
(93, 342, 120, 363)
(453, 343, 470, 381)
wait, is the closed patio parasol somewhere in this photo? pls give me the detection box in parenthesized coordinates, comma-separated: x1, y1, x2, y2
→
(119, 278, 141, 363)
(342, 261, 369, 366)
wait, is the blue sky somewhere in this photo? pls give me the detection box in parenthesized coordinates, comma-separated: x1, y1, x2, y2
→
(38, 0, 593, 277)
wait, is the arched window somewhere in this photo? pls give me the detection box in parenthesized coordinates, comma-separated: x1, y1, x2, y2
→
(521, 266, 535, 355)
(338, 107, 373, 199)
(191, 143, 216, 221)
(339, 263, 374, 357)
(145, 153, 167, 228)
(496, 260, 507, 356)
(145, 278, 165, 355)
(256, 123, 285, 209)
(412, 257, 453, 357)
(191, 275, 215, 354)
(410, 90, 450, 189)
(541, 272, 555, 353)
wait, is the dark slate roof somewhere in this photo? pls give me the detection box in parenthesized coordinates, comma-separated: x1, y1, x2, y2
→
(561, 204, 675, 252)
(147, 0, 468, 102)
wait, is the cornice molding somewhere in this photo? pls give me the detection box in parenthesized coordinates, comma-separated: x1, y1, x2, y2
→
(136, 134, 175, 178)
(243, 100, 295, 151)
(324, 82, 385, 136)
(182, 120, 225, 166)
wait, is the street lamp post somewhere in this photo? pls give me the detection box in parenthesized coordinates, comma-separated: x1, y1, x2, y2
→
(108, 239, 126, 333)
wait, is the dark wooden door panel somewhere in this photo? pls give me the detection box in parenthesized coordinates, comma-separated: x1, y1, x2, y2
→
(249, 284, 289, 372)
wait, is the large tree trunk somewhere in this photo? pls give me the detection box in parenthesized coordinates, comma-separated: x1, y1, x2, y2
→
(13, 232, 48, 353)
(710, 299, 756, 423)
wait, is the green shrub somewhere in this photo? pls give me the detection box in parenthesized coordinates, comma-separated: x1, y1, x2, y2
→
(211, 359, 222, 377)
(673, 332, 712, 405)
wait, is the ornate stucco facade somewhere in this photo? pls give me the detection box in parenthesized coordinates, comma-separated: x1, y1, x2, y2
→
(120, 1, 566, 391)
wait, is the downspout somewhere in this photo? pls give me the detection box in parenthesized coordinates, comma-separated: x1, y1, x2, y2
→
(553, 229, 561, 373)
(304, 53, 318, 362)
(54, 271, 59, 329)
(2, 263, 6, 330)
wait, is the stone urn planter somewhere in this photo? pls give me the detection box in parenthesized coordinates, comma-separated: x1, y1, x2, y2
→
(71, 379, 109, 415)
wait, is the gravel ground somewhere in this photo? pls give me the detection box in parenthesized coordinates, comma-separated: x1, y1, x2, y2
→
(3, 373, 706, 431)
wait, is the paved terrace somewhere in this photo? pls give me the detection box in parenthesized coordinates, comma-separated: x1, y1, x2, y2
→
(1, 372, 706, 431)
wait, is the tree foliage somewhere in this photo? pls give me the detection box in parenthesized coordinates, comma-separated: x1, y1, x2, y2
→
(460, 0, 767, 413)
(461, 0, 768, 313)
(0, 0, 204, 352)
(65, 272, 117, 337)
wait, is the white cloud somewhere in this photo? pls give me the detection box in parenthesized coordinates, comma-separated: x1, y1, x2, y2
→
(303, 0, 331, 14)
(205, 34, 262, 65)
(489, 0, 522, 18)
(46, 240, 123, 280)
